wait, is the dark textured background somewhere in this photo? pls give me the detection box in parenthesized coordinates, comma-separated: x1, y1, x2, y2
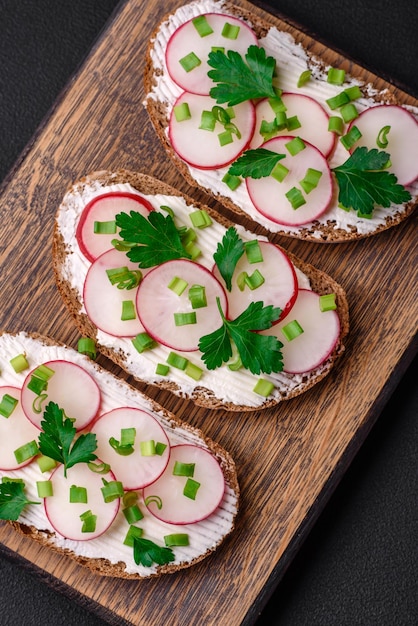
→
(0, 1, 417, 624)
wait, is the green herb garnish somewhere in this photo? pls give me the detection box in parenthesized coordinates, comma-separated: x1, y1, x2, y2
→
(133, 536, 175, 567)
(0, 480, 40, 521)
(213, 227, 245, 291)
(114, 211, 191, 268)
(199, 298, 283, 375)
(38, 402, 98, 477)
(333, 147, 412, 216)
(208, 45, 276, 106)
(227, 148, 286, 179)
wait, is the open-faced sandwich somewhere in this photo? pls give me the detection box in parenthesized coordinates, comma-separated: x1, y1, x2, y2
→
(0, 331, 239, 578)
(144, 0, 418, 242)
(53, 169, 349, 411)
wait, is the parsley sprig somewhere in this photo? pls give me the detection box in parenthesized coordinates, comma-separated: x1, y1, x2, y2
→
(333, 146, 412, 216)
(208, 45, 277, 106)
(38, 402, 98, 477)
(115, 211, 191, 268)
(199, 298, 283, 375)
(213, 226, 245, 291)
(133, 537, 175, 567)
(0, 481, 40, 521)
(227, 148, 286, 179)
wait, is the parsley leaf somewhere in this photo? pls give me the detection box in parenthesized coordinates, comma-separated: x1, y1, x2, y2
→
(213, 227, 245, 291)
(208, 45, 276, 106)
(114, 211, 191, 268)
(133, 537, 175, 567)
(199, 299, 283, 375)
(227, 148, 286, 179)
(0, 481, 40, 521)
(38, 402, 97, 477)
(333, 147, 412, 216)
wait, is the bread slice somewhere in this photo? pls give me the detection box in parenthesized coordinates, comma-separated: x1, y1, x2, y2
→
(53, 168, 349, 411)
(143, 0, 417, 242)
(0, 330, 239, 578)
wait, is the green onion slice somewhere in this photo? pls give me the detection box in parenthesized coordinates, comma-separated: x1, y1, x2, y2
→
(327, 67, 346, 85)
(300, 168, 323, 194)
(69, 484, 88, 503)
(328, 116, 344, 135)
(123, 503, 144, 524)
(185, 361, 203, 381)
(319, 293, 337, 311)
(144, 495, 163, 509)
(199, 109, 216, 132)
(93, 220, 117, 234)
(164, 533, 190, 547)
(222, 172, 241, 190)
(173, 461, 195, 477)
(190, 209, 213, 229)
(192, 15, 214, 37)
(340, 125, 362, 150)
(271, 161, 290, 183)
(244, 240, 263, 264)
(221, 22, 240, 39)
(179, 51, 201, 73)
(123, 525, 144, 547)
(77, 337, 97, 360)
(155, 363, 170, 376)
(253, 378, 275, 397)
(132, 332, 156, 354)
(101, 479, 124, 503)
(285, 136, 306, 156)
(36, 480, 53, 498)
(167, 352, 188, 370)
(168, 275, 188, 296)
(340, 102, 358, 123)
(80, 510, 97, 533)
(376, 125, 391, 149)
(87, 460, 111, 474)
(174, 311, 197, 326)
(282, 319, 304, 341)
(0, 393, 18, 418)
(37, 454, 57, 473)
(173, 102, 192, 122)
(140, 440, 156, 457)
(183, 478, 201, 500)
(188, 284, 207, 309)
(9, 353, 29, 373)
(297, 69, 312, 87)
(285, 187, 306, 210)
(121, 300, 136, 321)
(14, 440, 39, 464)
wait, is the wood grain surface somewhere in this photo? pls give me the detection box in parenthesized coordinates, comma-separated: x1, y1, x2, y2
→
(0, 0, 416, 624)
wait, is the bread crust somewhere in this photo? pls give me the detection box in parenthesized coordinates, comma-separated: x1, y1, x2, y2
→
(53, 169, 349, 411)
(143, 0, 417, 243)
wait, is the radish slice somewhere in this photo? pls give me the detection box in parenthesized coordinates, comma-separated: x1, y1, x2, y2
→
(44, 463, 120, 541)
(246, 136, 333, 226)
(83, 248, 148, 338)
(250, 93, 336, 157)
(212, 241, 297, 322)
(166, 13, 258, 95)
(136, 259, 228, 351)
(262, 289, 340, 373)
(89, 407, 170, 490)
(348, 104, 418, 185)
(169, 91, 255, 169)
(143, 444, 225, 525)
(76, 192, 153, 263)
(0, 386, 41, 470)
(21, 360, 101, 431)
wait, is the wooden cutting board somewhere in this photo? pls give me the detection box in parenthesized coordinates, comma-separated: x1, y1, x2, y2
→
(0, 0, 416, 624)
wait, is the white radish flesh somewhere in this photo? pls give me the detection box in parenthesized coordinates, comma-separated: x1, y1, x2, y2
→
(0, 386, 41, 470)
(143, 444, 225, 525)
(166, 12, 258, 95)
(348, 104, 418, 185)
(89, 407, 170, 490)
(76, 192, 153, 262)
(212, 241, 297, 322)
(250, 93, 336, 157)
(169, 91, 255, 169)
(83, 248, 147, 338)
(21, 360, 101, 431)
(136, 259, 228, 351)
(262, 289, 340, 373)
(246, 136, 333, 226)
(44, 463, 120, 541)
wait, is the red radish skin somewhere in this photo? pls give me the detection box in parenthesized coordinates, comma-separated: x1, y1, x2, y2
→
(212, 240, 297, 322)
(246, 136, 333, 226)
(347, 104, 418, 186)
(83, 248, 148, 338)
(136, 259, 228, 352)
(21, 360, 101, 431)
(143, 444, 225, 525)
(76, 192, 153, 263)
(89, 407, 170, 490)
(169, 91, 255, 169)
(165, 13, 258, 95)
(44, 463, 120, 541)
(262, 289, 340, 373)
(251, 93, 336, 158)
(0, 386, 41, 470)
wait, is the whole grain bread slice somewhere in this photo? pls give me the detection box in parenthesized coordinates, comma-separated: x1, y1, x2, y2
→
(53, 168, 349, 411)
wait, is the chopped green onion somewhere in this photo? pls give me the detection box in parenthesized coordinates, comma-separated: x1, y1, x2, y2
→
(121, 299, 136, 321)
(32, 364, 55, 381)
(155, 442, 168, 456)
(140, 440, 156, 456)
(168, 275, 188, 296)
(282, 319, 304, 341)
(77, 337, 97, 360)
(199, 109, 216, 131)
(260, 118, 279, 141)
(185, 361, 203, 381)
(285, 187, 306, 210)
(253, 378, 275, 397)
(328, 115, 344, 135)
(93, 220, 117, 234)
(286, 115, 301, 131)
(236, 271, 248, 292)
(222, 172, 242, 190)
(173, 461, 195, 477)
(183, 240, 201, 260)
(319, 293, 337, 311)
(285, 136, 306, 156)
(122, 491, 138, 508)
(179, 52, 201, 73)
(244, 269, 265, 290)
(190, 209, 213, 229)
(300, 168, 323, 194)
(14, 440, 39, 464)
(166, 352, 188, 370)
(155, 363, 170, 376)
(183, 478, 200, 500)
(271, 161, 290, 183)
(340, 102, 358, 123)
(164, 533, 190, 547)
(159, 204, 175, 218)
(109, 436, 135, 456)
(297, 69, 312, 87)
(327, 67, 346, 85)
(221, 22, 240, 39)
(275, 110, 287, 128)
(268, 96, 286, 114)
(36, 480, 53, 498)
(192, 15, 214, 37)
(132, 332, 156, 353)
(101, 479, 124, 503)
(37, 454, 57, 473)
(10, 353, 29, 373)
(227, 355, 242, 371)
(180, 227, 197, 246)
(244, 240, 263, 264)
(27, 374, 48, 395)
(69, 484, 88, 503)
(326, 91, 350, 110)
(218, 130, 233, 146)
(173, 102, 192, 122)
(144, 495, 163, 509)
(211, 46, 225, 54)
(32, 393, 48, 414)
(123, 525, 144, 547)
(344, 85, 362, 101)
(340, 125, 362, 150)
(106, 266, 142, 290)
(123, 503, 144, 524)
(174, 311, 197, 326)
(376, 125, 391, 149)
(80, 510, 97, 533)
(0, 393, 18, 418)
(87, 460, 111, 474)
(188, 284, 207, 309)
